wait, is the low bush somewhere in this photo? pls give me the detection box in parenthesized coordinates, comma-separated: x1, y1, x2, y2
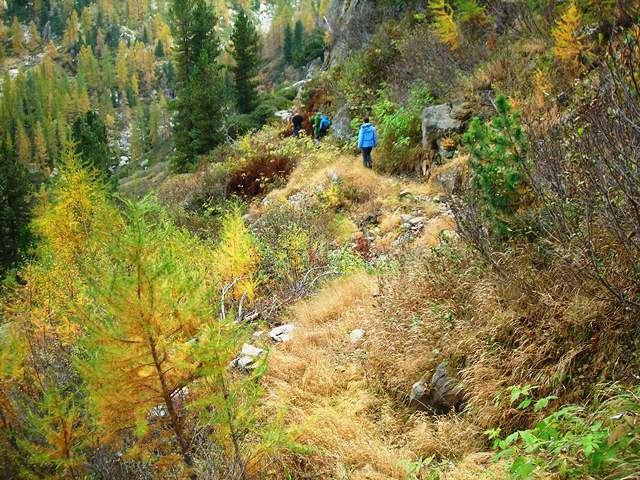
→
(490, 385, 640, 479)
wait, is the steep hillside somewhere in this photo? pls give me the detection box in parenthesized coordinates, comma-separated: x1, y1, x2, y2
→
(2, 1, 640, 479)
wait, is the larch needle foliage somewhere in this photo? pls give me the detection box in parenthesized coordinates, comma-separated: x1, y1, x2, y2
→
(77, 199, 215, 469)
(214, 209, 260, 303)
(429, 0, 460, 49)
(552, 1, 592, 68)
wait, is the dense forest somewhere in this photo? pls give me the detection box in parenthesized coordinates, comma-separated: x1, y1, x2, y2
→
(1, 0, 640, 479)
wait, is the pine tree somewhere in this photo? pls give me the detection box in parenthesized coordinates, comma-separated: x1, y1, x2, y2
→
(230, 8, 261, 114)
(155, 38, 165, 57)
(0, 140, 31, 274)
(292, 19, 304, 66)
(71, 111, 112, 173)
(171, 0, 226, 171)
(11, 16, 25, 55)
(283, 23, 293, 64)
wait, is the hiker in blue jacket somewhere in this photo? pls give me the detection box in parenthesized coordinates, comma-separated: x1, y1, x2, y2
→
(357, 116, 377, 168)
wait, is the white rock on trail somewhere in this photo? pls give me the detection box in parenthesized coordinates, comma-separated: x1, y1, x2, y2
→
(269, 323, 294, 342)
(230, 343, 265, 371)
(349, 328, 365, 343)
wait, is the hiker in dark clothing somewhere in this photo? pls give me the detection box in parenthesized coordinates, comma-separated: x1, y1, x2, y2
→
(357, 116, 377, 168)
(291, 112, 304, 137)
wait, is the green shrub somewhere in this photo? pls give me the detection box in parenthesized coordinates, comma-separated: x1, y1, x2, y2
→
(488, 385, 640, 479)
(371, 87, 426, 173)
(462, 95, 531, 235)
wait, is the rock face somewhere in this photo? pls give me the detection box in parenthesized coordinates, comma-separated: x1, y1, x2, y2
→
(332, 105, 353, 141)
(419, 102, 473, 175)
(324, 0, 422, 68)
(409, 362, 465, 413)
(421, 103, 472, 148)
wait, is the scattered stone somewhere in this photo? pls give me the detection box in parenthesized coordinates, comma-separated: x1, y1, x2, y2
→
(408, 216, 425, 226)
(229, 343, 265, 371)
(349, 328, 365, 343)
(269, 323, 295, 342)
(409, 361, 465, 413)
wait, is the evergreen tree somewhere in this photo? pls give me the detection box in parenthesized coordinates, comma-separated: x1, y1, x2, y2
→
(292, 19, 304, 66)
(155, 38, 165, 58)
(0, 141, 32, 275)
(229, 8, 261, 114)
(170, 0, 225, 172)
(71, 111, 112, 174)
(283, 23, 293, 64)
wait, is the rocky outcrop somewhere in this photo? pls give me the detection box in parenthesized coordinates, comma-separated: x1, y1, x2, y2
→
(324, 0, 423, 68)
(422, 102, 472, 148)
(332, 105, 353, 141)
(409, 362, 465, 413)
(419, 102, 472, 175)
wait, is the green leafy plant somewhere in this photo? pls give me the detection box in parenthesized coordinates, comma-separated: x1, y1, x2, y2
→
(488, 386, 640, 479)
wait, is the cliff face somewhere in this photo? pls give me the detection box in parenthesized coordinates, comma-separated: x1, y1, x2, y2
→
(323, 0, 422, 68)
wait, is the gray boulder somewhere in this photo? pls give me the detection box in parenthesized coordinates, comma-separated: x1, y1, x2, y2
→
(409, 362, 465, 413)
(421, 103, 472, 148)
(332, 105, 353, 141)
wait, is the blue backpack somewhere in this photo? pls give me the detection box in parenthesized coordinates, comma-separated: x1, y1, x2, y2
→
(320, 114, 331, 129)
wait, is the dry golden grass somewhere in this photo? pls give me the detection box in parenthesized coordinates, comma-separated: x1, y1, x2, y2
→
(262, 274, 421, 478)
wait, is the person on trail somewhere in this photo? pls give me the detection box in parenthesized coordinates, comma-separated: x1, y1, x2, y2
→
(317, 113, 331, 140)
(311, 111, 322, 139)
(291, 112, 304, 137)
(358, 116, 377, 168)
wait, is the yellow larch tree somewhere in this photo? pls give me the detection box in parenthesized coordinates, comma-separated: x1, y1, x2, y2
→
(213, 210, 260, 303)
(11, 16, 25, 55)
(552, 0, 591, 67)
(429, 0, 460, 49)
(63, 9, 80, 52)
(16, 122, 32, 166)
(77, 199, 216, 471)
(33, 121, 49, 174)
(27, 20, 41, 51)
(116, 40, 129, 93)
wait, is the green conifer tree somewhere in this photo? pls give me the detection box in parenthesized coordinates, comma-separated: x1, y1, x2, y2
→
(292, 19, 304, 66)
(229, 8, 261, 114)
(0, 140, 32, 274)
(283, 23, 293, 64)
(170, 0, 225, 172)
(71, 111, 112, 174)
